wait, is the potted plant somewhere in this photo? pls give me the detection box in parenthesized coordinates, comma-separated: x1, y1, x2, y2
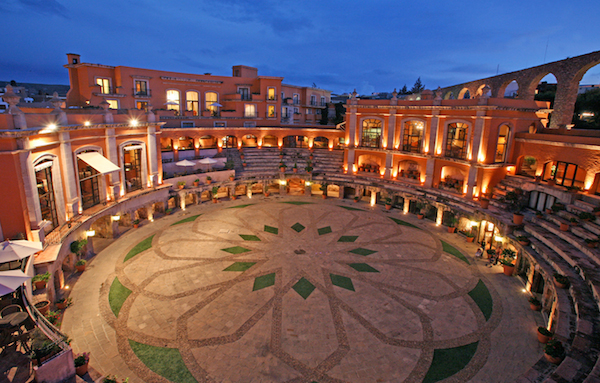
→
(133, 219, 140, 228)
(446, 214, 458, 233)
(479, 197, 490, 209)
(544, 339, 564, 364)
(165, 208, 172, 215)
(535, 210, 543, 218)
(279, 151, 284, 159)
(486, 248, 496, 259)
(579, 211, 595, 221)
(569, 217, 579, 226)
(516, 235, 530, 246)
(45, 310, 60, 325)
(70, 239, 87, 256)
(354, 196, 360, 203)
(321, 184, 328, 199)
(560, 221, 570, 232)
(75, 259, 87, 272)
(279, 162, 287, 172)
(385, 198, 392, 210)
(33, 272, 51, 290)
(501, 190, 526, 225)
(177, 181, 185, 189)
(74, 352, 90, 377)
(500, 248, 516, 275)
(206, 176, 212, 185)
(229, 174, 235, 181)
(193, 179, 199, 187)
(242, 160, 247, 167)
(585, 238, 599, 248)
(547, 178, 556, 187)
(551, 203, 565, 214)
(264, 185, 270, 197)
(529, 297, 542, 311)
(305, 161, 314, 173)
(56, 297, 72, 310)
(537, 326, 553, 344)
(293, 163, 298, 173)
(466, 232, 475, 242)
(553, 273, 569, 288)
(593, 206, 600, 217)
(212, 186, 219, 203)
(34, 300, 50, 315)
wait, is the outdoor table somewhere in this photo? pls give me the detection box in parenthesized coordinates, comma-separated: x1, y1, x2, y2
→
(5, 311, 28, 327)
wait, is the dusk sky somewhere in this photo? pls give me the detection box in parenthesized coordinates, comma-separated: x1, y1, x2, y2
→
(2, 0, 599, 94)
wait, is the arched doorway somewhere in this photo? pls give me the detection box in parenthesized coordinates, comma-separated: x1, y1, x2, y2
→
(242, 135, 258, 147)
(262, 135, 278, 147)
(221, 136, 237, 148)
(440, 165, 466, 193)
(283, 135, 308, 148)
(313, 136, 329, 149)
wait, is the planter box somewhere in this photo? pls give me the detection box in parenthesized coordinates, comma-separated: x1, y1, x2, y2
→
(34, 348, 75, 383)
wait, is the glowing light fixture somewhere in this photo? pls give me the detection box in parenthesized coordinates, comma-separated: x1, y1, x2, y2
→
(84, 121, 91, 126)
(130, 119, 139, 127)
(494, 235, 503, 242)
(86, 230, 96, 237)
(111, 215, 121, 221)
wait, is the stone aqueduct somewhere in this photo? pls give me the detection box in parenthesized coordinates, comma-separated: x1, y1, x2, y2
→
(439, 50, 600, 129)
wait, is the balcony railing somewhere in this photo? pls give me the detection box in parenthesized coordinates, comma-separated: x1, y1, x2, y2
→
(132, 88, 152, 97)
(244, 112, 258, 118)
(266, 96, 277, 101)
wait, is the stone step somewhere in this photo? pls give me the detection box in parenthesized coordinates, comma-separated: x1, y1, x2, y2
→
(575, 199, 596, 212)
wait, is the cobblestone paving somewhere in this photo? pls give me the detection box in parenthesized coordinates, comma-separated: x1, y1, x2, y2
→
(62, 196, 544, 382)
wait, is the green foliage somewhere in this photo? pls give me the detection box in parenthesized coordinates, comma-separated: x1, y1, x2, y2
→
(75, 259, 87, 266)
(579, 211, 595, 221)
(333, 102, 345, 125)
(544, 339, 564, 357)
(410, 77, 425, 94)
(32, 272, 51, 282)
(573, 88, 600, 129)
(554, 273, 569, 286)
(74, 352, 90, 367)
(319, 107, 329, 125)
(70, 239, 88, 254)
(538, 326, 553, 337)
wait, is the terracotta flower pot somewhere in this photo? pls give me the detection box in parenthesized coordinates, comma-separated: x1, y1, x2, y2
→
(448, 227, 456, 233)
(212, 198, 218, 203)
(537, 331, 552, 344)
(206, 180, 212, 185)
(502, 264, 515, 276)
(322, 194, 327, 199)
(560, 222, 569, 231)
(417, 214, 424, 219)
(35, 300, 50, 316)
(513, 213, 524, 225)
(34, 280, 47, 290)
(75, 264, 86, 272)
(547, 179, 556, 187)
(466, 236, 475, 242)
(178, 185, 184, 190)
(193, 182, 199, 187)
(75, 363, 88, 377)
(229, 176, 235, 181)
(544, 353, 562, 364)
(385, 204, 392, 210)
(133, 224, 139, 229)
(293, 168, 297, 173)
(56, 301, 67, 310)
(530, 303, 541, 311)
(231, 195, 237, 200)
(480, 199, 490, 209)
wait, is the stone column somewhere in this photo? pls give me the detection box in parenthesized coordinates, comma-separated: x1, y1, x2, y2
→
(59, 131, 80, 218)
(384, 152, 393, 179)
(424, 158, 435, 188)
(146, 204, 155, 222)
(106, 128, 120, 200)
(403, 198, 410, 213)
(347, 106, 357, 147)
(147, 125, 159, 187)
(428, 110, 440, 155)
(347, 149, 356, 173)
(386, 113, 395, 149)
(436, 206, 444, 225)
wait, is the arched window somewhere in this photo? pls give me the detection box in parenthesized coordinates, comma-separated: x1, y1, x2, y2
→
(445, 123, 469, 160)
(178, 136, 194, 151)
(34, 159, 58, 230)
(495, 124, 510, 163)
(205, 92, 218, 115)
(186, 91, 199, 115)
(402, 120, 424, 153)
(166, 90, 180, 114)
(361, 119, 382, 148)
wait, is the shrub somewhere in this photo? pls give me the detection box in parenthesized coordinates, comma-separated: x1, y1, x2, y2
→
(32, 272, 51, 282)
(70, 239, 88, 254)
(554, 273, 570, 286)
(544, 339, 564, 357)
(74, 352, 90, 367)
(75, 259, 87, 266)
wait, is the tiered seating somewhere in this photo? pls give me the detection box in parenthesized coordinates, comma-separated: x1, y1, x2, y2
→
(236, 148, 344, 178)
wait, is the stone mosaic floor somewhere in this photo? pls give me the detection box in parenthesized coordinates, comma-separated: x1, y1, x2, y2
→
(62, 197, 544, 383)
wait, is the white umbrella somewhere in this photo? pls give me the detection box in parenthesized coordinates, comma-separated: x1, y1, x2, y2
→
(0, 240, 43, 263)
(0, 270, 31, 296)
(175, 159, 196, 175)
(209, 102, 223, 108)
(198, 157, 219, 172)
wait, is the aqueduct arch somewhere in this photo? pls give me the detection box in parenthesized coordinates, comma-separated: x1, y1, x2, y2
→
(438, 50, 600, 129)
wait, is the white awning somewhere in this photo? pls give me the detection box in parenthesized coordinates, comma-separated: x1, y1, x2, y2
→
(77, 152, 121, 174)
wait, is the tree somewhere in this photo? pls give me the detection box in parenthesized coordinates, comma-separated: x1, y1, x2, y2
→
(333, 102, 345, 125)
(410, 78, 425, 94)
(319, 106, 329, 125)
(399, 85, 409, 95)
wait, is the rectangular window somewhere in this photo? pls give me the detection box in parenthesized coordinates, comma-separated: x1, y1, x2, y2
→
(402, 121, 424, 153)
(96, 78, 111, 94)
(186, 91, 199, 115)
(136, 101, 148, 111)
(321, 96, 326, 106)
(267, 105, 276, 118)
(267, 87, 276, 101)
(244, 121, 257, 127)
(166, 90, 180, 114)
(244, 104, 257, 118)
(239, 87, 250, 101)
(181, 121, 195, 128)
(134, 80, 148, 96)
(214, 121, 226, 127)
(293, 107, 299, 114)
(293, 94, 299, 105)
(310, 95, 316, 106)
(306, 109, 312, 114)
(107, 100, 119, 109)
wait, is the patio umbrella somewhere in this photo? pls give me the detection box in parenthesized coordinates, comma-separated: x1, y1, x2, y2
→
(0, 270, 31, 296)
(0, 240, 43, 263)
(175, 159, 196, 175)
(209, 102, 223, 108)
(198, 157, 219, 172)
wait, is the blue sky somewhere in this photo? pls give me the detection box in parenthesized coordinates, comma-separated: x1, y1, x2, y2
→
(1, 0, 599, 94)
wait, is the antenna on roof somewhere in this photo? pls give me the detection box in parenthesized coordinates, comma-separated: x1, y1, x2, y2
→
(543, 38, 549, 63)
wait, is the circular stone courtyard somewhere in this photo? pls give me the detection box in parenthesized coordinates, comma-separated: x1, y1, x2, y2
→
(62, 197, 544, 383)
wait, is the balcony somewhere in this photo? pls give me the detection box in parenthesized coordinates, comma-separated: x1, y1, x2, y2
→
(92, 86, 125, 97)
(266, 96, 277, 102)
(132, 88, 152, 98)
(244, 112, 258, 118)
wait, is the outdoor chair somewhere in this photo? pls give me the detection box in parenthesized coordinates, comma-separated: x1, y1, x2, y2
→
(0, 305, 22, 318)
